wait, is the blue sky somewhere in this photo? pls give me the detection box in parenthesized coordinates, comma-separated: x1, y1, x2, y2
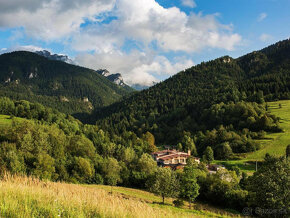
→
(0, 0, 289, 86)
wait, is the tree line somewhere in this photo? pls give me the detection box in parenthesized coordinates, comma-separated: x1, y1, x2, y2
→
(0, 97, 289, 215)
(91, 39, 289, 152)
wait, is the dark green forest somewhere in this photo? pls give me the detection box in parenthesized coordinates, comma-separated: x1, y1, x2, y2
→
(0, 51, 134, 115)
(92, 39, 290, 156)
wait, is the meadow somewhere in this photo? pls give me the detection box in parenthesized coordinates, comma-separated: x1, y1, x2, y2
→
(0, 174, 239, 218)
(215, 100, 290, 172)
(0, 115, 13, 127)
(0, 114, 26, 127)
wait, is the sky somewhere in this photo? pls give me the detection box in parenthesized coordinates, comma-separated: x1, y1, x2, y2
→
(0, 0, 289, 86)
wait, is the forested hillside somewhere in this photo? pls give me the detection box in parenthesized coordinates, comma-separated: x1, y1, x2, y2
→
(0, 97, 158, 184)
(0, 39, 289, 215)
(0, 51, 133, 115)
(92, 39, 290, 157)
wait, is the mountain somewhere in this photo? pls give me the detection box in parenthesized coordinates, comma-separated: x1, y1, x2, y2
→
(107, 73, 125, 86)
(96, 69, 125, 86)
(96, 69, 134, 92)
(92, 39, 290, 146)
(35, 50, 74, 64)
(0, 51, 133, 115)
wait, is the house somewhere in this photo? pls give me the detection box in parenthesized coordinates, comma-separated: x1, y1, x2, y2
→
(151, 149, 200, 169)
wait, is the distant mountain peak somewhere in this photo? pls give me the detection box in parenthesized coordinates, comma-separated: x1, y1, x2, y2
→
(96, 69, 111, 77)
(35, 50, 73, 64)
(96, 69, 126, 87)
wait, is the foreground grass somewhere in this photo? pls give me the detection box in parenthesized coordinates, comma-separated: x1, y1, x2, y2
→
(88, 185, 240, 217)
(215, 100, 290, 173)
(0, 174, 238, 218)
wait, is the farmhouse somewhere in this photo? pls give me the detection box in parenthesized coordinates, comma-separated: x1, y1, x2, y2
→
(151, 149, 200, 169)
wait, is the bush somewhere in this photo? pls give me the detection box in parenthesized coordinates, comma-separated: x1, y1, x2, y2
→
(173, 199, 184, 208)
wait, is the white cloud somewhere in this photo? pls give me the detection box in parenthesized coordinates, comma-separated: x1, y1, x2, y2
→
(72, 0, 241, 53)
(0, 0, 241, 52)
(258, 13, 267, 22)
(259, 33, 272, 42)
(66, 0, 241, 86)
(0, 0, 241, 86)
(75, 51, 194, 86)
(0, 45, 47, 55)
(0, 0, 116, 40)
(181, 0, 196, 8)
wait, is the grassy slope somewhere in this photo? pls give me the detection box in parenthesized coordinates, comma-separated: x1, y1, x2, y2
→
(0, 174, 239, 218)
(215, 100, 290, 173)
(247, 100, 290, 159)
(0, 114, 27, 127)
(86, 185, 240, 217)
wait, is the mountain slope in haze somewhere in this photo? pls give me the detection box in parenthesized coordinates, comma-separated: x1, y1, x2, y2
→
(92, 39, 290, 146)
(0, 51, 133, 115)
(131, 82, 157, 91)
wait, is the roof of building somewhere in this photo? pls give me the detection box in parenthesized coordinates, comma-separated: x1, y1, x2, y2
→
(151, 149, 176, 155)
(158, 153, 190, 161)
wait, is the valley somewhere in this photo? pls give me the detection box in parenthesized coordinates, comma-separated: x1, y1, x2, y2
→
(0, 0, 289, 217)
(0, 39, 289, 217)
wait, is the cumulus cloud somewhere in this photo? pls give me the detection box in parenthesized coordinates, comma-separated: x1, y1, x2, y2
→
(0, 0, 116, 40)
(69, 0, 241, 85)
(0, 0, 241, 86)
(75, 51, 194, 86)
(259, 33, 272, 42)
(181, 0, 196, 8)
(258, 13, 267, 22)
(72, 0, 241, 53)
(0, 0, 241, 51)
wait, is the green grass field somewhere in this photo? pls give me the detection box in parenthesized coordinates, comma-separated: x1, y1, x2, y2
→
(0, 115, 14, 127)
(215, 100, 290, 173)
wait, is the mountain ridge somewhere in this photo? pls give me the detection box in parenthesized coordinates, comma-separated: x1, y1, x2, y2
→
(0, 51, 133, 115)
(92, 39, 290, 145)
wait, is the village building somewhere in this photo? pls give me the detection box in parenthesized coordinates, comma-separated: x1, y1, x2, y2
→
(151, 149, 200, 169)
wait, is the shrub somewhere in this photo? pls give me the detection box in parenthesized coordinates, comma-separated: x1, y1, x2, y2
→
(173, 199, 184, 208)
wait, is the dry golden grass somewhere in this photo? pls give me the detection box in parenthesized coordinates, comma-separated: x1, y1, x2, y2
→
(0, 174, 212, 218)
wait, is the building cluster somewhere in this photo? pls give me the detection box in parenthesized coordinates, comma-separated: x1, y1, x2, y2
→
(151, 149, 225, 172)
(151, 149, 199, 170)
